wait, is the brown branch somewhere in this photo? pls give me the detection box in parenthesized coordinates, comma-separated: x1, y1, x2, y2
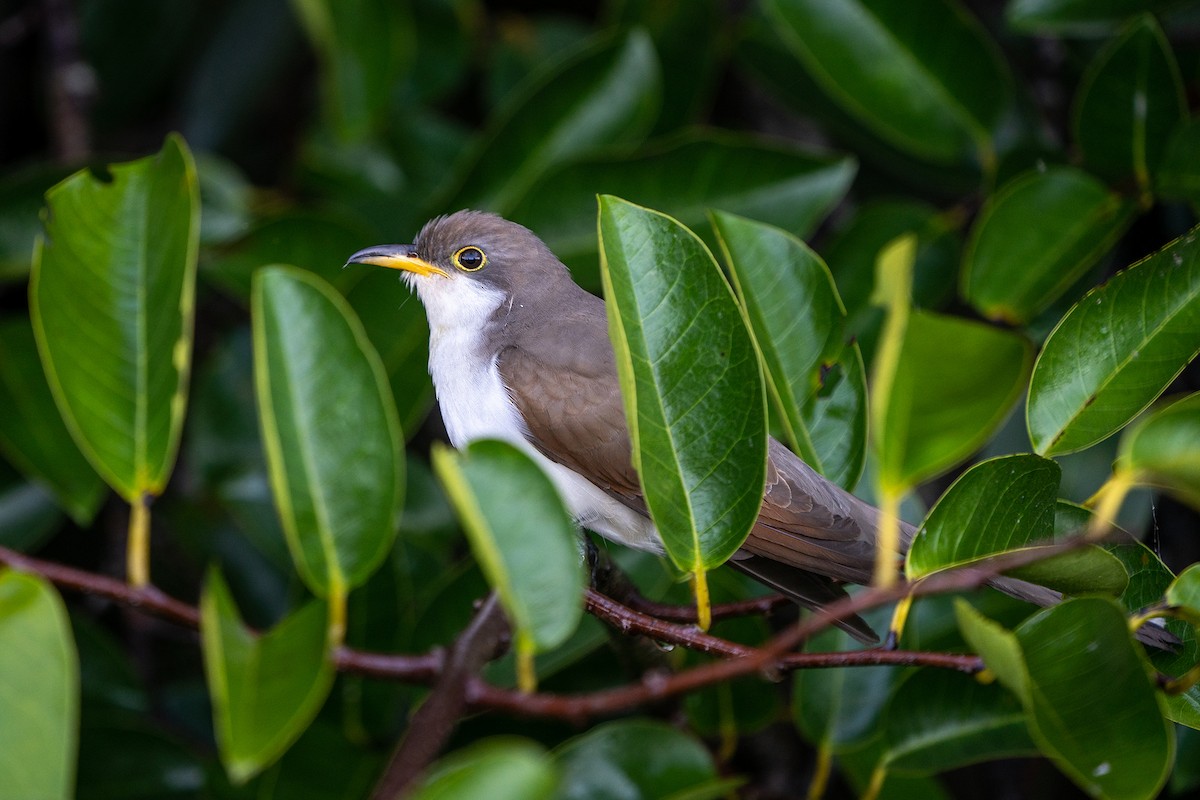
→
(370, 593, 508, 799)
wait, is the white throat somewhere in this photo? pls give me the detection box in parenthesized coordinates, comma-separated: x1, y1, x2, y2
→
(409, 273, 662, 554)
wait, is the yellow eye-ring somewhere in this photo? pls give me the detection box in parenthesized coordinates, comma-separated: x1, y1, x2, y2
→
(453, 246, 486, 272)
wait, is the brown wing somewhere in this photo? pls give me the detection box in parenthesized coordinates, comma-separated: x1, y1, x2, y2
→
(495, 292, 643, 503)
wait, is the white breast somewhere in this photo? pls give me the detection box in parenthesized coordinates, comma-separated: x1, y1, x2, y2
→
(414, 274, 662, 554)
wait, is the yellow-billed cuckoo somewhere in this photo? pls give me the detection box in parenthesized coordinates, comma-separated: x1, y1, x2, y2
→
(347, 210, 1064, 643)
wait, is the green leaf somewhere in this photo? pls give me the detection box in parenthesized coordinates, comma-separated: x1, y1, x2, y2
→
(430, 440, 584, 689)
(1015, 598, 1173, 800)
(1027, 226, 1200, 456)
(1167, 564, 1200, 626)
(962, 167, 1137, 324)
(1007, 0, 1182, 35)
(552, 719, 731, 800)
(0, 317, 105, 524)
(1118, 392, 1200, 508)
(765, 0, 1012, 166)
(713, 210, 865, 488)
(954, 600, 1028, 700)
(510, 132, 855, 287)
(290, 0, 411, 140)
(874, 306, 1032, 490)
(0, 569, 78, 800)
(442, 31, 660, 213)
(29, 133, 199, 501)
(907, 455, 1060, 578)
(881, 669, 1037, 774)
(1005, 547, 1128, 597)
(1073, 14, 1186, 190)
(412, 739, 557, 800)
(252, 265, 404, 598)
(200, 569, 334, 784)
(598, 197, 767, 578)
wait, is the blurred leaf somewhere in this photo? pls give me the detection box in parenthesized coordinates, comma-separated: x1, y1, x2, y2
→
(485, 15, 594, 109)
(553, 719, 732, 800)
(962, 167, 1136, 324)
(511, 132, 855, 287)
(881, 669, 1036, 773)
(203, 211, 374, 300)
(872, 257, 1033, 489)
(1073, 14, 1185, 190)
(252, 266, 404, 598)
(1175, 726, 1200, 794)
(1027, 225, 1200, 456)
(291, 0, 412, 140)
(1156, 116, 1200, 205)
(907, 455, 1060, 578)
(431, 440, 583, 688)
(195, 153, 255, 246)
(412, 739, 557, 800)
(765, 0, 1012, 167)
(1005, 547, 1128, 596)
(201, 570, 333, 784)
(253, 718, 384, 799)
(824, 200, 960, 319)
(183, 0, 303, 154)
(443, 31, 661, 213)
(0, 317, 105, 524)
(1118, 392, 1200, 508)
(607, 0, 724, 134)
(399, 0, 477, 106)
(0, 569, 78, 800)
(1008, 0, 1183, 35)
(1167, 563, 1200, 626)
(598, 197, 767, 587)
(0, 164, 73, 281)
(713, 210, 864, 488)
(30, 134, 199, 501)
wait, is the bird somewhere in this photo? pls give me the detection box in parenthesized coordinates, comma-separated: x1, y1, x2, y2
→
(345, 210, 1063, 643)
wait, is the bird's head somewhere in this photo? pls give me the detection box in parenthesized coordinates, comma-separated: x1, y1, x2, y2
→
(346, 211, 571, 318)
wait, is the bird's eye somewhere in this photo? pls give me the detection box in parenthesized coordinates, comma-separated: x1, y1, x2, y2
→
(453, 246, 486, 272)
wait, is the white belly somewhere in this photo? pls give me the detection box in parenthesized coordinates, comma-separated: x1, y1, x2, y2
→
(420, 277, 662, 554)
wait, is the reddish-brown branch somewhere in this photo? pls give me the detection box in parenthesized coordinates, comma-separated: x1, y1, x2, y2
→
(622, 592, 791, 623)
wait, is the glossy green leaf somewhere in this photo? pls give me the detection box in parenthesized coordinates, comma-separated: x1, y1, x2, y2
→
(1027, 226, 1200, 456)
(962, 167, 1136, 324)
(291, 0, 411, 140)
(598, 197, 767, 575)
(442, 31, 660, 213)
(1020, 599, 1172, 799)
(29, 134, 199, 501)
(954, 600, 1027, 698)
(0, 318, 105, 524)
(907, 455, 1060, 578)
(1007, 0, 1181, 35)
(553, 719, 732, 800)
(1156, 117, 1200, 205)
(252, 266, 403, 598)
(881, 669, 1036, 773)
(1005, 547, 1128, 597)
(1167, 564, 1200, 626)
(713, 211, 865, 488)
(0, 569, 78, 800)
(509, 132, 855, 286)
(1119, 392, 1200, 508)
(430, 440, 584, 685)
(874, 306, 1032, 490)
(765, 0, 1012, 166)
(1073, 15, 1185, 189)
(200, 569, 334, 784)
(412, 739, 557, 800)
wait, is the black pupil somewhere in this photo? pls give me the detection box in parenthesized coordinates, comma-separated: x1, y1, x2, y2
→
(459, 248, 482, 268)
